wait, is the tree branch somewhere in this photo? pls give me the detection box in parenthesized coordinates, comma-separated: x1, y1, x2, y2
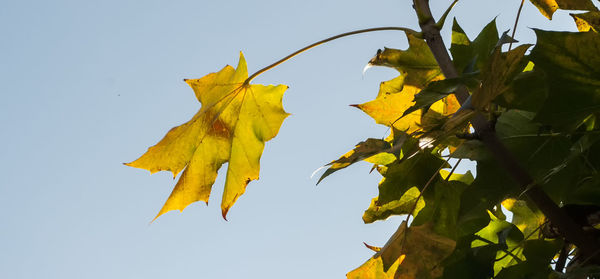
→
(411, 0, 599, 256)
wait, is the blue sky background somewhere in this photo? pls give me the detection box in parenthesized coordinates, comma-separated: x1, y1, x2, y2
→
(0, 1, 582, 278)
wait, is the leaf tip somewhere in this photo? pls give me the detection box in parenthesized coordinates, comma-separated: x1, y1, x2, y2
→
(363, 242, 382, 252)
(221, 209, 229, 221)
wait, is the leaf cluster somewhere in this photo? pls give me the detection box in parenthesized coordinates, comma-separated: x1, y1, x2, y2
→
(126, 0, 600, 277)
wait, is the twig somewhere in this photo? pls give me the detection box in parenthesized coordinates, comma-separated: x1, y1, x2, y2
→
(555, 242, 570, 272)
(509, 0, 526, 51)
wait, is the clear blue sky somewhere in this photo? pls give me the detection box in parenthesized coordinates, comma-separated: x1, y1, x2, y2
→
(0, 1, 579, 278)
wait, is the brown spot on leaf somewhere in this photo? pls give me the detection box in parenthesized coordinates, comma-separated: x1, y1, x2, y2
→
(211, 118, 231, 138)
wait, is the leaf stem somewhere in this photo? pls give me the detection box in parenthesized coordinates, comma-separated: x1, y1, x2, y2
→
(245, 27, 417, 84)
(509, 0, 526, 51)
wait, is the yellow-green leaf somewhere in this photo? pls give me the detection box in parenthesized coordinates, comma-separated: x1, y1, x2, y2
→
(353, 76, 460, 135)
(317, 138, 397, 184)
(367, 33, 441, 87)
(352, 80, 424, 133)
(126, 52, 289, 220)
(347, 222, 455, 278)
(362, 187, 425, 224)
(502, 199, 546, 239)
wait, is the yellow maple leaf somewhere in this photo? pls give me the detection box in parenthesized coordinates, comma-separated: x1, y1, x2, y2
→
(351, 76, 422, 133)
(352, 75, 459, 135)
(126, 52, 289, 220)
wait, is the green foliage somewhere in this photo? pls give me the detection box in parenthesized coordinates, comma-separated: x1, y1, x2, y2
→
(128, 0, 600, 277)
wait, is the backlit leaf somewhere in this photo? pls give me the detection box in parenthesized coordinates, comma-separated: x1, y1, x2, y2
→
(351, 76, 425, 133)
(473, 211, 525, 275)
(368, 32, 442, 87)
(362, 187, 424, 224)
(413, 171, 473, 239)
(528, 0, 598, 20)
(571, 11, 600, 32)
(502, 199, 546, 239)
(403, 74, 480, 117)
(126, 52, 289, 219)
(348, 222, 455, 278)
(317, 138, 398, 184)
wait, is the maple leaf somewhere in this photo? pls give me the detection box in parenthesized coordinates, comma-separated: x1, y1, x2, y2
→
(126, 52, 289, 220)
(367, 33, 441, 87)
(471, 44, 531, 110)
(530, 30, 600, 131)
(352, 77, 426, 133)
(316, 138, 398, 185)
(354, 32, 459, 135)
(347, 222, 456, 278)
(571, 11, 600, 32)
(502, 199, 546, 239)
(450, 19, 499, 74)
(528, 0, 598, 20)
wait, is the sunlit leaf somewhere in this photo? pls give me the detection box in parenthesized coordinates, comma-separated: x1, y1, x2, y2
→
(571, 11, 600, 32)
(358, 134, 448, 224)
(348, 222, 455, 278)
(403, 74, 480, 117)
(502, 199, 546, 239)
(494, 239, 561, 279)
(363, 187, 424, 224)
(368, 32, 442, 87)
(126, 52, 289, 219)
(317, 138, 398, 184)
(473, 211, 525, 275)
(413, 171, 473, 239)
(346, 253, 403, 279)
(352, 77, 425, 133)
(528, 0, 598, 20)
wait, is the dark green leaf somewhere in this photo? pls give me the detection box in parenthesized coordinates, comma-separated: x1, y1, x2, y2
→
(530, 30, 600, 131)
(450, 19, 499, 74)
(375, 151, 448, 205)
(494, 68, 549, 112)
(472, 45, 532, 110)
(442, 235, 498, 279)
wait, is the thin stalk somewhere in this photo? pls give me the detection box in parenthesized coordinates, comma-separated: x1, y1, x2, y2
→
(509, 0, 525, 51)
(245, 27, 416, 84)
